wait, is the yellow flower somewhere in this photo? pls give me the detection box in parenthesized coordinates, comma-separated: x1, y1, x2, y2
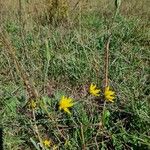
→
(104, 86, 115, 102)
(29, 100, 36, 109)
(89, 83, 101, 96)
(59, 96, 74, 115)
(43, 139, 51, 147)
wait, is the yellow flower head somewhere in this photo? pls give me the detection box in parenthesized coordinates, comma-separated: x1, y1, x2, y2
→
(104, 86, 115, 102)
(43, 139, 51, 147)
(59, 96, 74, 115)
(29, 100, 36, 109)
(89, 83, 101, 96)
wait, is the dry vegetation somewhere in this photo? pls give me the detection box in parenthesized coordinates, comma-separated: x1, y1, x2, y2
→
(0, 0, 150, 150)
(1, 0, 150, 22)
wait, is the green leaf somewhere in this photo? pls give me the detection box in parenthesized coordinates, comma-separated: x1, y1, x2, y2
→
(102, 109, 110, 126)
(30, 138, 41, 150)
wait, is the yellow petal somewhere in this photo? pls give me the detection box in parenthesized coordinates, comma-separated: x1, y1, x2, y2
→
(94, 89, 101, 93)
(64, 108, 71, 114)
(94, 93, 100, 96)
(90, 84, 96, 90)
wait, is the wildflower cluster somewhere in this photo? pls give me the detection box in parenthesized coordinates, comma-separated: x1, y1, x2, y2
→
(28, 84, 115, 115)
(89, 83, 115, 102)
(58, 83, 115, 115)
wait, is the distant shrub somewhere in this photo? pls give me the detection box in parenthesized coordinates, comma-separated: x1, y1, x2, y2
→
(45, 0, 69, 24)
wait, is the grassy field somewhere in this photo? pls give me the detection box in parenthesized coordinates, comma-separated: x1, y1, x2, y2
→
(0, 0, 150, 149)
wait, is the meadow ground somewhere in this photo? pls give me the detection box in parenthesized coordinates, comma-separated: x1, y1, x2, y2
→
(0, 0, 150, 149)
